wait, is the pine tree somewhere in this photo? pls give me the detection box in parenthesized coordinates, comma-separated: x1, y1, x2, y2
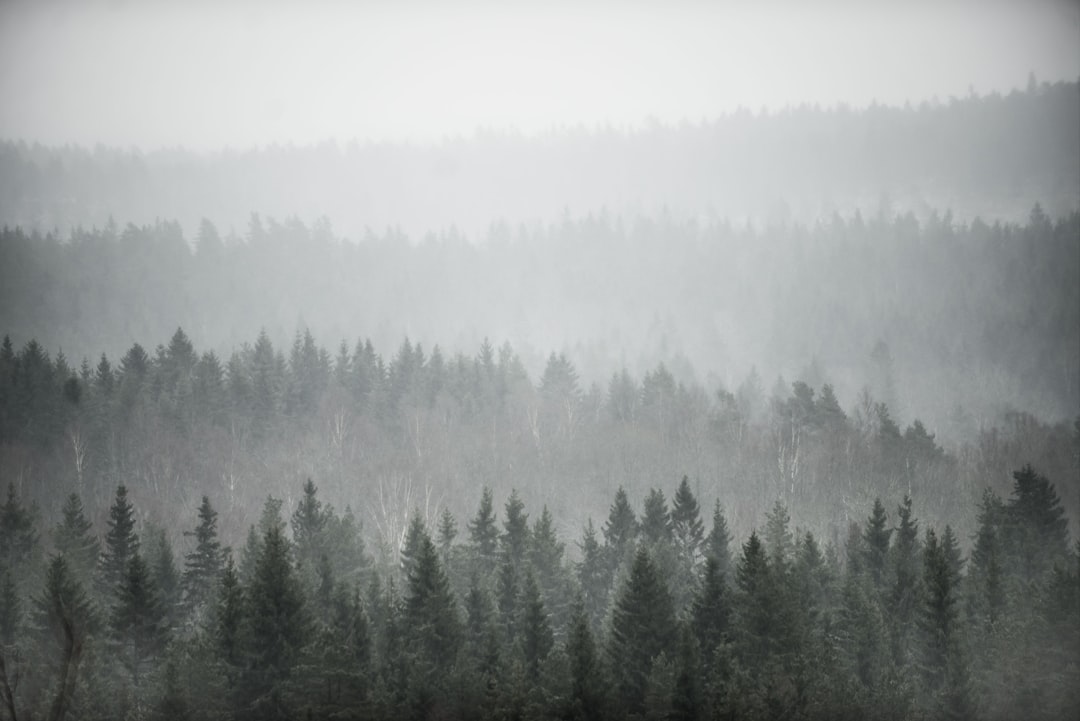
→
(182, 495, 225, 618)
(969, 490, 1005, 629)
(102, 485, 139, 595)
(608, 546, 676, 715)
(53, 493, 100, 587)
(888, 495, 920, 667)
(919, 528, 970, 717)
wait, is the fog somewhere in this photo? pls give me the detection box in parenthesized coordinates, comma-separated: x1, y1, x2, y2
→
(0, 3, 1078, 720)
(2, 1, 1078, 148)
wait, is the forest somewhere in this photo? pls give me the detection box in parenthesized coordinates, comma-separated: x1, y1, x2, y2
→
(0, 17, 1078, 718)
(0, 320, 1077, 719)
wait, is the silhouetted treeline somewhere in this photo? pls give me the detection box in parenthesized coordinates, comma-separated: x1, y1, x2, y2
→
(0, 469, 1075, 720)
(2, 206, 1078, 434)
(1, 328, 1077, 564)
(1, 79, 1076, 241)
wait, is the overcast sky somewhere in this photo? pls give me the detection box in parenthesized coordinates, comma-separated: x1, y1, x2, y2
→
(1, 0, 1078, 151)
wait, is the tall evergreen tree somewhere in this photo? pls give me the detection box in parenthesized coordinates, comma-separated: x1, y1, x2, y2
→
(520, 571, 554, 680)
(608, 546, 676, 715)
(641, 488, 672, 545)
(183, 495, 225, 617)
(111, 550, 169, 689)
(671, 476, 705, 567)
(242, 522, 308, 719)
(501, 490, 530, 570)
(705, 500, 733, 579)
(1005, 465, 1069, 584)
(863, 498, 892, 592)
(31, 555, 97, 721)
(468, 487, 499, 569)
(52, 493, 97, 574)
(566, 598, 609, 721)
(602, 487, 638, 575)
(102, 485, 139, 595)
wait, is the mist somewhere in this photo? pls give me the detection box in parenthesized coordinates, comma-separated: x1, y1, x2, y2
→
(0, 2, 1078, 720)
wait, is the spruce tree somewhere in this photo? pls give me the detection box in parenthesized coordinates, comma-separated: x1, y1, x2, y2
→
(608, 546, 676, 714)
(52, 492, 100, 587)
(468, 487, 499, 568)
(182, 495, 224, 617)
(705, 500, 733, 579)
(576, 519, 609, 631)
(102, 485, 139, 595)
(1005, 465, 1068, 584)
(566, 597, 608, 721)
(402, 529, 461, 708)
(641, 488, 672, 545)
(602, 487, 638, 576)
(501, 490, 530, 570)
(693, 555, 730, 671)
(32, 555, 96, 721)
(671, 476, 705, 566)
(863, 498, 892, 592)
(242, 522, 308, 717)
(520, 571, 554, 680)
(291, 478, 329, 590)
(111, 550, 169, 688)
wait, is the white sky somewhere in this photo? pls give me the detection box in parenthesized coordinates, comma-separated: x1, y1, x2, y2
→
(1, 0, 1078, 150)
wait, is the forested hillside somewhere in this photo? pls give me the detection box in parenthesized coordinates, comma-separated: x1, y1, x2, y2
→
(0, 458, 1075, 719)
(1, 80, 1076, 241)
(2, 208, 1078, 440)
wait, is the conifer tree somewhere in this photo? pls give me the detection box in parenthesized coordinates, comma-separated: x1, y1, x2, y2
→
(31, 555, 96, 721)
(502, 490, 530, 570)
(242, 522, 308, 717)
(566, 597, 608, 721)
(671, 476, 705, 566)
(863, 498, 892, 592)
(705, 500, 733, 579)
(608, 546, 676, 714)
(693, 555, 730, 671)
(182, 495, 224, 617)
(520, 571, 554, 680)
(468, 487, 499, 568)
(641, 488, 672, 545)
(764, 500, 794, 570)
(603, 487, 638, 575)
(215, 552, 243, 676)
(102, 485, 139, 595)
(437, 508, 457, 567)
(111, 550, 169, 688)
(1005, 465, 1068, 584)
(146, 526, 181, 630)
(53, 492, 100, 587)
(291, 479, 329, 589)
(576, 519, 609, 631)
(0, 483, 39, 589)
(402, 529, 461, 708)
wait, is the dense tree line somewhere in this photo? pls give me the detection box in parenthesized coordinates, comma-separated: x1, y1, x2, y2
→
(1, 205, 1077, 435)
(1, 328, 1077, 578)
(0, 468, 1074, 720)
(1, 79, 1076, 240)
